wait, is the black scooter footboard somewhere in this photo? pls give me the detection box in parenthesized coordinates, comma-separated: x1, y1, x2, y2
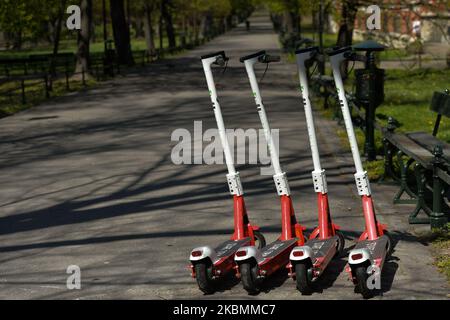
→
(260, 239, 298, 260)
(215, 238, 251, 258)
(306, 236, 338, 259)
(354, 235, 389, 261)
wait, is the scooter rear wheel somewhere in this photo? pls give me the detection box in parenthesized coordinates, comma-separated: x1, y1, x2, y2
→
(253, 230, 266, 250)
(295, 262, 313, 294)
(195, 262, 216, 294)
(335, 231, 345, 257)
(240, 261, 261, 295)
(384, 231, 394, 256)
(355, 266, 373, 299)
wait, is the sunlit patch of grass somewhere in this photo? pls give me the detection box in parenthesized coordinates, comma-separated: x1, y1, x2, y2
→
(418, 224, 450, 284)
(0, 37, 181, 59)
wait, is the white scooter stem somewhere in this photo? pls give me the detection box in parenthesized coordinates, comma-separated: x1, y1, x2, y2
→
(328, 48, 371, 197)
(295, 48, 327, 194)
(201, 52, 243, 196)
(242, 52, 290, 196)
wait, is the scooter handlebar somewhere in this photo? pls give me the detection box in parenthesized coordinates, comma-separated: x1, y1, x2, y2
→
(258, 54, 281, 64)
(295, 46, 325, 64)
(239, 51, 280, 64)
(240, 50, 266, 63)
(326, 46, 366, 63)
(325, 46, 352, 57)
(201, 51, 229, 66)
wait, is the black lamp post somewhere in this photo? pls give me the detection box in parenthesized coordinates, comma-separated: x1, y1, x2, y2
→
(353, 40, 386, 161)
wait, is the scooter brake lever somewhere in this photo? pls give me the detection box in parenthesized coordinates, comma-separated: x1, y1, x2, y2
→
(215, 55, 229, 67)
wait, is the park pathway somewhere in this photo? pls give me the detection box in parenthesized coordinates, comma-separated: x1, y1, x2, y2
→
(0, 11, 447, 299)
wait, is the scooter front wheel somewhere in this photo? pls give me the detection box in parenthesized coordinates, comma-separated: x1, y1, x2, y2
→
(354, 266, 373, 299)
(253, 230, 266, 250)
(295, 263, 313, 295)
(240, 261, 261, 295)
(194, 262, 216, 294)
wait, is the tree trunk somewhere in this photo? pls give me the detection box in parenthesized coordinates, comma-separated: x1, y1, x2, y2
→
(226, 14, 233, 30)
(110, 0, 134, 65)
(47, 21, 54, 44)
(201, 12, 213, 40)
(324, 6, 332, 33)
(270, 13, 282, 33)
(143, 1, 155, 53)
(91, 22, 96, 43)
(135, 19, 145, 38)
(9, 31, 22, 50)
(53, 0, 67, 56)
(180, 16, 187, 48)
(199, 16, 207, 40)
(75, 0, 92, 75)
(283, 10, 293, 34)
(336, 0, 358, 78)
(159, 10, 164, 50)
(193, 12, 200, 43)
(161, 0, 176, 48)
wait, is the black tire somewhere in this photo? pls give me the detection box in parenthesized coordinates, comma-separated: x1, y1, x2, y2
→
(194, 262, 215, 294)
(335, 231, 345, 257)
(253, 230, 266, 250)
(355, 266, 373, 299)
(295, 263, 313, 294)
(383, 231, 394, 256)
(240, 261, 260, 295)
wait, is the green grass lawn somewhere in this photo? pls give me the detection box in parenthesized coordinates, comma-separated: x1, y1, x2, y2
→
(378, 69, 450, 141)
(0, 36, 181, 59)
(0, 33, 197, 116)
(315, 67, 450, 180)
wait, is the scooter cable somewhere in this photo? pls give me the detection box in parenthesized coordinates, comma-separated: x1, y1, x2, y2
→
(348, 60, 356, 76)
(221, 59, 229, 75)
(259, 62, 269, 83)
(309, 61, 319, 78)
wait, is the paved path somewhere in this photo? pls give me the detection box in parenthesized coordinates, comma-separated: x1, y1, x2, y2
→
(0, 12, 447, 300)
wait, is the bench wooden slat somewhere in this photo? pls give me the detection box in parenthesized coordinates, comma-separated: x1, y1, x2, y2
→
(437, 167, 450, 185)
(384, 131, 434, 168)
(407, 131, 450, 163)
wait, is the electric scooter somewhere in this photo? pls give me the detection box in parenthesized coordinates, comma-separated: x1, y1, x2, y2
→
(234, 50, 306, 294)
(287, 47, 345, 294)
(189, 51, 266, 294)
(327, 47, 393, 298)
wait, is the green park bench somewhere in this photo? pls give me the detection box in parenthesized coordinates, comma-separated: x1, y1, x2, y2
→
(0, 53, 75, 77)
(0, 57, 47, 77)
(383, 90, 450, 228)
